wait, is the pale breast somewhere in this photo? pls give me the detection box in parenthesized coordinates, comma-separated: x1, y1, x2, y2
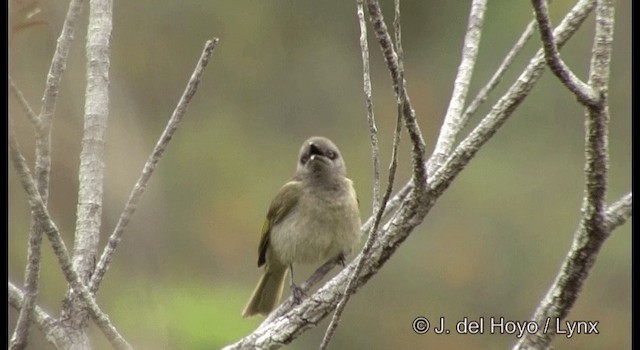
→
(269, 184, 361, 265)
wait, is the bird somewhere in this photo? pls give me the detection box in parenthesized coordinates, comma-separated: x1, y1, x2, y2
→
(242, 136, 362, 317)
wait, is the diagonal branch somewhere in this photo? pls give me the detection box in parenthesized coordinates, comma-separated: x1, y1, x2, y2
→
(9, 123, 132, 350)
(8, 76, 41, 129)
(460, 20, 535, 139)
(39, 0, 85, 129)
(605, 193, 631, 230)
(428, 0, 596, 198)
(365, 0, 427, 191)
(513, 193, 630, 350)
(10, 1, 85, 348)
(428, 0, 487, 176)
(36, 0, 85, 199)
(9, 282, 60, 347)
(259, 256, 345, 326)
(531, 0, 599, 106)
(389, 19, 537, 231)
(9, 121, 47, 350)
(89, 38, 220, 293)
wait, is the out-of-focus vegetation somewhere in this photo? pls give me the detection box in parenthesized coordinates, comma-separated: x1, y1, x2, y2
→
(9, 1, 630, 349)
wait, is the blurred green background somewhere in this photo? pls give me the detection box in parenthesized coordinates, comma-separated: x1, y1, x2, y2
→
(9, 1, 630, 349)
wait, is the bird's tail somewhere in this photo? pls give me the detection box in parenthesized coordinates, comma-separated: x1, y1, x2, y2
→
(242, 265, 287, 317)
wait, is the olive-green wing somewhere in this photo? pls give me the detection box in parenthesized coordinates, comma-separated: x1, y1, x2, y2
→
(257, 181, 302, 267)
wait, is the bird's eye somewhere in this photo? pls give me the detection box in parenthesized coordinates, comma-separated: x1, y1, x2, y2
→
(300, 155, 309, 164)
(326, 151, 337, 160)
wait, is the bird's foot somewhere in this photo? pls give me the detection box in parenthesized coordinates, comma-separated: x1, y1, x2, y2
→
(291, 284, 306, 304)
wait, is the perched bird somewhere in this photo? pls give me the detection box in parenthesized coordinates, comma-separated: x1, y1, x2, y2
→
(242, 136, 361, 317)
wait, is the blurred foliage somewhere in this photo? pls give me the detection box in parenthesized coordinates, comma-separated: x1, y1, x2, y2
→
(9, 0, 630, 349)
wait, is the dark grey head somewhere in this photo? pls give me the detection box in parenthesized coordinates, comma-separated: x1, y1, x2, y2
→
(296, 136, 346, 178)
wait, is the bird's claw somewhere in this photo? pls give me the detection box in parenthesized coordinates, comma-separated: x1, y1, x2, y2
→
(291, 284, 306, 304)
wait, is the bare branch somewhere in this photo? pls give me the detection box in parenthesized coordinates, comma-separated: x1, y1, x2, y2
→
(587, 0, 614, 90)
(580, 0, 614, 257)
(261, 256, 344, 326)
(365, 0, 427, 190)
(428, 0, 595, 198)
(55, 0, 114, 345)
(72, 0, 113, 283)
(428, 0, 487, 176)
(9, 124, 132, 350)
(8, 209, 46, 350)
(9, 120, 46, 350)
(531, 0, 599, 106)
(39, 0, 84, 129)
(356, 0, 381, 214)
(459, 19, 535, 139)
(89, 38, 220, 293)
(513, 194, 629, 350)
(320, 2, 407, 348)
(225, 259, 360, 349)
(360, 179, 412, 234)
(8, 77, 41, 129)
(36, 0, 85, 202)
(605, 193, 631, 230)
(11, 2, 84, 347)
(514, 1, 616, 348)
(9, 282, 60, 347)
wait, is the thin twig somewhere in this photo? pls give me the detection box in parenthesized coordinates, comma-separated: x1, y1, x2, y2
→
(8, 76, 41, 129)
(39, 0, 84, 130)
(320, 2, 406, 348)
(427, 13, 534, 178)
(89, 38, 220, 293)
(428, 0, 596, 198)
(357, 0, 381, 215)
(460, 2, 563, 134)
(8, 282, 59, 347)
(365, 0, 427, 190)
(35, 0, 85, 200)
(10, 1, 85, 348)
(8, 119, 47, 350)
(9, 124, 132, 350)
(360, 179, 412, 234)
(428, 0, 487, 176)
(531, 0, 599, 106)
(386, 0, 406, 267)
(460, 20, 536, 130)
